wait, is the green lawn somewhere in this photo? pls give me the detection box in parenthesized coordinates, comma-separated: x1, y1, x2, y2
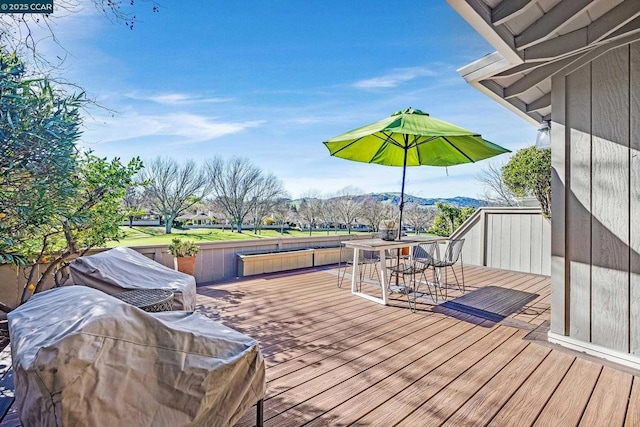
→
(106, 226, 358, 247)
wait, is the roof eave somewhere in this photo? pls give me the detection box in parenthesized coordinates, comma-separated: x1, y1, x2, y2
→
(447, 0, 523, 64)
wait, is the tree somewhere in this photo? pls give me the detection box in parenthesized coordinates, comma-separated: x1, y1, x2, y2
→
(249, 173, 288, 235)
(318, 198, 338, 234)
(122, 178, 148, 227)
(478, 161, 518, 207)
(140, 157, 211, 234)
(297, 191, 323, 235)
(332, 187, 362, 234)
(360, 197, 395, 232)
(0, 49, 84, 266)
(502, 147, 552, 218)
(4, 150, 142, 309)
(272, 200, 293, 235)
(428, 202, 475, 237)
(403, 203, 435, 235)
(207, 157, 287, 233)
(0, 1, 160, 71)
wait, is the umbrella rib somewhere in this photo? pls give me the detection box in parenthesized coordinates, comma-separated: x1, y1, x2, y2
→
(442, 136, 476, 163)
(366, 131, 404, 163)
(413, 135, 423, 164)
(327, 131, 404, 159)
(326, 136, 367, 156)
(379, 131, 405, 149)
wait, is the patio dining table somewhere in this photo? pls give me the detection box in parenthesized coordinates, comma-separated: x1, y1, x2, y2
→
(344, 237, 446, 305)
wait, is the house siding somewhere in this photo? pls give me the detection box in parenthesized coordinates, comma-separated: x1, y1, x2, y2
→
(551, 41, 640, 357)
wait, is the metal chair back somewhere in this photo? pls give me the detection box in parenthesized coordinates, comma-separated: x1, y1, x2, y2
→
(442, 238, 465, 266)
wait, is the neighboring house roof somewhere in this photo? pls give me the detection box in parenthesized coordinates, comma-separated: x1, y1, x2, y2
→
(209, 212, 228, 220)
(177, 213, 212, 221)
(448, 0, 640, 124)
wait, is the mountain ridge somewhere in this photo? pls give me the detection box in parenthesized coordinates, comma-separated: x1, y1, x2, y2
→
(291, 193, 485, 208)
(361, 192, 485, 208)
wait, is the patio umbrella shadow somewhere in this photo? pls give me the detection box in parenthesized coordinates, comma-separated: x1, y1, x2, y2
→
(433, 286, 539, 326)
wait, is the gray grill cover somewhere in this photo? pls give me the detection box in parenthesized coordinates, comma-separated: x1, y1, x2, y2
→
(8, 286, 265, 427)
(70, 246, 196, 311)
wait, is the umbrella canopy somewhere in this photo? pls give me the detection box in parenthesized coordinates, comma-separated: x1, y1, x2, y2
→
(323, 107, 510, 239)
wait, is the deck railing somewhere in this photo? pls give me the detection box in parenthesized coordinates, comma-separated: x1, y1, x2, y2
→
(451, 207, 551, 276)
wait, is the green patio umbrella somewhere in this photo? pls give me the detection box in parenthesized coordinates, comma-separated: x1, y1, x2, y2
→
(323, 107, 510, 240)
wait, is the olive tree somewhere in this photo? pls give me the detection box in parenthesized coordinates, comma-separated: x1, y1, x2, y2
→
(0, 49, 144, 310)
(21, 153, 142, 302)
(0, 52, 81, 266)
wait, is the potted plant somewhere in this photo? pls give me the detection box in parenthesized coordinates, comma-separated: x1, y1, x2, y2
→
(167, 238, 199, 276)
(378, 219, 398, 241)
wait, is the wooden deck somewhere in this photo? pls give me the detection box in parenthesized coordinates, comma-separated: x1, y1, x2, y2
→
(3, 264, 640, 426)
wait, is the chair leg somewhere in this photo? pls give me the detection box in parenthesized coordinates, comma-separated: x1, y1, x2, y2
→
(256, 399, 264, 427)
(337, 260, 348, 288)
(407, 271, 417, 313)
(426, 268, 438, 304)
(444, 265, 448, 300)
(449, 265, 463, 294)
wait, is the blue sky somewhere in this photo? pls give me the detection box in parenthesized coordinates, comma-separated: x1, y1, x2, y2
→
(43, 1, 535, 199)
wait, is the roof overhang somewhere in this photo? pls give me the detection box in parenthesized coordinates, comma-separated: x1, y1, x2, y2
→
(448, 0, 640, 125)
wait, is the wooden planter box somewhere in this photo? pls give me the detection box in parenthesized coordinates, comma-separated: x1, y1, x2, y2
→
(312, 247, 349, 266)
(237, 249, 314, 277)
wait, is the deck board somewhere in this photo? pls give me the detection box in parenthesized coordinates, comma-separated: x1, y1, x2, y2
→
(625, 377, 640, 427)
(578, 366, 633, 426)
(488, 349, 575, 426)
(2, 264, 640, 426)
(441, 343, 551, 426)
(533, 358, 603, 426)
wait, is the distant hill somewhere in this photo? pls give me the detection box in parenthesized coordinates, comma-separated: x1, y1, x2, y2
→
(362, 192, 486, 208)
(291, 193, 485, 208)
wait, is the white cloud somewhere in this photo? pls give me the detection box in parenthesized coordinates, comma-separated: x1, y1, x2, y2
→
(127, 92, 233, 105)
(82, 112, 264, 144)
(352, 67, 438, 89)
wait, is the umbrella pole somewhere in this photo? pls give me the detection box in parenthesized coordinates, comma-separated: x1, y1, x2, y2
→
(397, 146, 408, 241)
(395, 142, 409, 287)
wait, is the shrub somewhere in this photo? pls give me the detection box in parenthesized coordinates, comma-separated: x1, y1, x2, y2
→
(167, 238, 199, 257)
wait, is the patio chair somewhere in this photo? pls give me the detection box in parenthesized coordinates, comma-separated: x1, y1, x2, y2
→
(431, 238, 465, 299)
(337, 243, 380, 289)
(69, 246, 196, 311)
(386, 247, 411, 288)
(388, 242, 439, 311)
